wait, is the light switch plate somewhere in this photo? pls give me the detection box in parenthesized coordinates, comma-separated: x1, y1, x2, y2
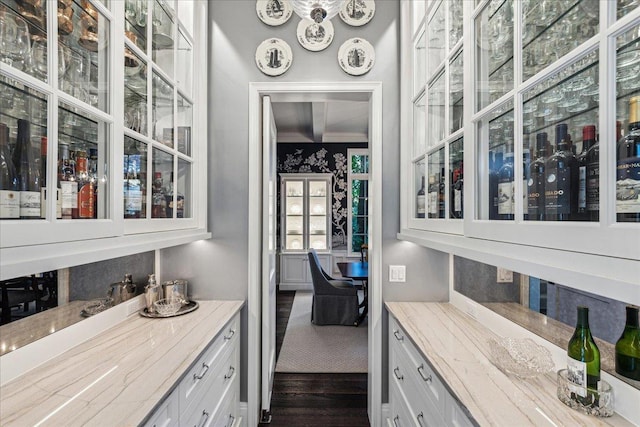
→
(497, 267, 513, 283)
(389, 265, 406, 282)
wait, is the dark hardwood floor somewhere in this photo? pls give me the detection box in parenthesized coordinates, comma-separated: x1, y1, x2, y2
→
(263, 290, 370, 427)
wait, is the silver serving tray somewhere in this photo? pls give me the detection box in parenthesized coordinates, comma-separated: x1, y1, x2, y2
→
(139, 300, 199, 318)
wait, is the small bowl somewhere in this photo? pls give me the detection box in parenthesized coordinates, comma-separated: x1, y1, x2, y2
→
(154, 298, 182, 316)
(83, 297, 114, 316)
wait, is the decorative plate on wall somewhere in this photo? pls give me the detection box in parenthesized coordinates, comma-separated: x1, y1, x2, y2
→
(256, 0, 293, 26)
(296, 18, 334, 52)
(339, 0, 375, 27)
(337, 38, 375, 76)
(256, 38, 293, 76)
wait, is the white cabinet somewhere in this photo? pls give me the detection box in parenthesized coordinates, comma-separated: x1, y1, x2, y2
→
(143, 312, 240, 427)
(388, 315, 473, 427)
(0, 0, 209, 280)
(279, 252, 332, 291)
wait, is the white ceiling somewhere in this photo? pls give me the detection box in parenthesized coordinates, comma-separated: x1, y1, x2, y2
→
(272, 100, 369, 143)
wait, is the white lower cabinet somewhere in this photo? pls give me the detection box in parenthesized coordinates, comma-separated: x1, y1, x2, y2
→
(143, 313, 240, 427)
(279, 252, 332, 290)
(389, 316, 473, 427)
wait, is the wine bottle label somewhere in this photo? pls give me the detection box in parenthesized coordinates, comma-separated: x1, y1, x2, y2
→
(428, 192, 438, 215)
(56, 188, 62, 219)
(616, 157, 640, 213)
(578, 166, 587, 209)
(19, 190, 41, 218)
(454, 189, 462, 212)
(586, 161, 599, 211)
(0, 190, 20, 219)
(61, 181, 78, 214)
(78, 183, 94, 218)
(416, 195, 425, 216)
(545, 168, 571, 215)
(497, 181, 513, 214)
(125, 185, 142, 215)
(40, 187, 47, 218)
(567, 357, 588, 398)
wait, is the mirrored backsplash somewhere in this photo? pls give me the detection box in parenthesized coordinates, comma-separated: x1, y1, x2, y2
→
(454, 255, 639, 390)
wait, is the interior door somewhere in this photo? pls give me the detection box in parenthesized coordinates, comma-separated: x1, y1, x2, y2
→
(261, 95, 278, 421)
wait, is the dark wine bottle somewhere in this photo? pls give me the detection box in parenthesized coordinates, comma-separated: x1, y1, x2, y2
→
(527, 132, 547, 221)
(498, 143, 514, 220)
(545, 123, 578, 221)
(427, 174, 438, 219)
(58, 142, 77, 220)
(616, 96, 640, 222)
(451, 155, 463, 219)
(438, 167, 445, 219)
(416, 175, 425, 219)
(586, 124, 603, 222)
(0, 123, 19, 219)
(577, 125, 596, 221)
(615, 305, 640, 381)
(489, 151, 502, 220)
(13, 119, 41, 219)
(567, 306, 600, 401)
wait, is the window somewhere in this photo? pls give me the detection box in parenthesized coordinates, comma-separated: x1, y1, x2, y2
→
(347, 149, 370, 257)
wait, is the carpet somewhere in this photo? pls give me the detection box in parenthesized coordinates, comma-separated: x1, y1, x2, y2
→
(275, 291, 368, 373)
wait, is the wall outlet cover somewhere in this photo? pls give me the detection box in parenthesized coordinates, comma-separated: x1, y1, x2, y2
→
(389, 265, 406, 282)
(497, 267, 513, 283)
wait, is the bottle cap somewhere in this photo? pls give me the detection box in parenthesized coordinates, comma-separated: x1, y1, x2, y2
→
(626, 305, 639, 327)
(630, 96, 640, 123)
(555, 123, 568, 144)
(535, 132, 547, 150)
(582, 125, 596, 141)
(577, 306, 589, 325)
(41, 137, 47, 155)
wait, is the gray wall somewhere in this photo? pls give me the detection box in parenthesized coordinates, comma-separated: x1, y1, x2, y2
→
(160, 0, 449, 405)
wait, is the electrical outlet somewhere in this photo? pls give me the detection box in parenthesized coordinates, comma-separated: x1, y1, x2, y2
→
(389, 265, 406, 282)
(497, 267, 513, 283)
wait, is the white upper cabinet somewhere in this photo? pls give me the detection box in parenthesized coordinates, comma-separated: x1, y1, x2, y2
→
(400, 0, 640, 297)
(0, 0, 208, 279)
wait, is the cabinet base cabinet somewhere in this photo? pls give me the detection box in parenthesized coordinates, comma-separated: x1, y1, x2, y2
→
(279, 253, 332, 290)
(389, 315, 472, 427)
(144, 313, 240, 427)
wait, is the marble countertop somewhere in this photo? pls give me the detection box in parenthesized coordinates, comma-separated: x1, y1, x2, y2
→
(386, 302, 633, 427)
(0, 300, 244, 426)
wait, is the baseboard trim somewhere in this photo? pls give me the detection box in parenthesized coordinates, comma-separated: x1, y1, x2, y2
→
(278, 283, 312, 291)
(239, 401, 248, 427)
(381, 403, 390, 425)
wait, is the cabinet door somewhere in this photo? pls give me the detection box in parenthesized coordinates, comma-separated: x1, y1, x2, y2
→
(280, 254, 308, 283)
(283, 179, 305, 251)
(143, 389, 179, 427)
(308, 178, 330, 251)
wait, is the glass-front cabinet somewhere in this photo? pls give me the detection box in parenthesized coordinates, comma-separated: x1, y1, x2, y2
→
(280, 173, 332, 253)
(403, 0, 640, 261)
(0, 0, 207, 276)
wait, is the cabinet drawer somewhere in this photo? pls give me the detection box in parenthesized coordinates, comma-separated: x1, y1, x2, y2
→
(142, 388, 179, 427)
(389, 379, 416, 427)
(210, 387, 239, 427)
(179, 314, 239, 414)
(445, 395, 474, 427)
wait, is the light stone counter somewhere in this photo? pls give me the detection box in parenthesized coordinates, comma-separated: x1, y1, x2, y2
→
(386, 302, 633, 427)
(0, 300, 244, 426)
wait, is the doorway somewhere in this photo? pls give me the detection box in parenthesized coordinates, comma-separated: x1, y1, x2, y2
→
(247, 82, 383, 427)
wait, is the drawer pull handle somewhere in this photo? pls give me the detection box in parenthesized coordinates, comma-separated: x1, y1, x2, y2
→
(224, 366, 236, 380)
(196, 410, 209, 427)
(193, 363, 210, 380)
(393, 415, 400, 427)
(226, 414, 235, 427)
(224, 329, 235, 340)
(393, 367, 403, 381)
(417, 364, 432, 382)
(417, 411, 425, 426)
(393, 330, 404, 341)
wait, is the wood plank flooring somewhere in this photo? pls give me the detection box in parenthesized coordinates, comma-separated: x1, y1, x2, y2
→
(263, 290, 370, 427)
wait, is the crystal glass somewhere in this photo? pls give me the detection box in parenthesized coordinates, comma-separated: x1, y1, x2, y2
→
(450, 50, 464, 134)
(449, 137, 464, 219)
(427, 71, 445, 147)
(125, 12, 147, 53)
(0, 10, 31, 72)
(58, 101, 109, 220)
(413, 92, 426, 156)
(523, 0, 599, 82)
(476, 100, 514, 220)
(557, 369, 614, 417)
(124, 136, 148, 219)
(487, 337, 554, 378)
(151, 147, 172, 219)
(476, 0, 514, 112)
(427, 148, 445, 219)
(176, 30, 193, 97)
(29, 38, 48, 82)
(152, 0, 175, 78)
(414, 157, 426, 219)
(152, 71, 174, 146)
(177, 94, 192, 156)
(426, 1, 445, 80)
(414, 30, 426, 95)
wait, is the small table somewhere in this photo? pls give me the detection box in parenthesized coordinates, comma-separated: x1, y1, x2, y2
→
(337, 261, 368, 324)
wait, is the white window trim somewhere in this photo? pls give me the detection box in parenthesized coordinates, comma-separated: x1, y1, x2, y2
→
(347, 148, 370, 258)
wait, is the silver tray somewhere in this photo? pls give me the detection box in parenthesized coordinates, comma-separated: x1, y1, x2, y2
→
(139, 300, 199, 318)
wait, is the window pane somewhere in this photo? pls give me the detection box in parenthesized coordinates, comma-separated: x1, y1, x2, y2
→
(449, 138, 464, 219)
(124, 48, 147, 136)
(152, 0, 175, 78)
(178, 158, 191, 218)
(152, 71, 174, 146)
(427, 148, 445, 219)
(151, 147, 172, 218)
(450, 50, 464, 134)
(124, 136, 147, 219)
(414, 158, 426, 219)
(427, 71, 445, 147)
(177, 94, 192, 156)
(350, 154, 369, 174)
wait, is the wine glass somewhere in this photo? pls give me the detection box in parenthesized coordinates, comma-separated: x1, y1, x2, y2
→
(3, 14, 31, 71)
(58, 43, 70, 80)
(29, 38, 48, 81)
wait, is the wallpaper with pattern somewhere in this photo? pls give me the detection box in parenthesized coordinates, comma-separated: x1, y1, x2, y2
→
(277, 143, 367, 251)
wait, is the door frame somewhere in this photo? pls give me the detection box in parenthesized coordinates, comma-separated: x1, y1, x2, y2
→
(248, 81, 383, 427)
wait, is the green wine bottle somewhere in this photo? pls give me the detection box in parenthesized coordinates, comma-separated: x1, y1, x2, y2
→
(615, 305, 640, 381)
(567, 306, 600, 400)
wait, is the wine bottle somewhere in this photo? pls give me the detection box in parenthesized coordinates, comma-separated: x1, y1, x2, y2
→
(527, 132, 547, 221)
(58, 142, 77, 220)
(615, 305, 640, 381)
(13, 119, 41, 219)
(427, 174, 438, 219)
(451, 155, 463, 219)
(567, 306, 600, 400)
(75, 146, 94, 219)
(165, 172, 185, 218)
(89, 147, 98, 218)
(489, 151, 502, 220)
(616, 96, 640, 222)
(0, 123, 19, 219)
(416, 175, 425, 218)
(39, 137, 62, 219)
(438, 167, 445, 219)
(586, 124, 603, 222)
(545, 123, 578, 221)
(577, 125, 596, 221)
(498, 142, 514, 220)
(124, 143, 143, 219)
